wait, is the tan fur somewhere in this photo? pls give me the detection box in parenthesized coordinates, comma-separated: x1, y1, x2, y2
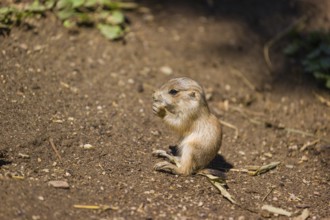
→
(152, 77, 222, 175)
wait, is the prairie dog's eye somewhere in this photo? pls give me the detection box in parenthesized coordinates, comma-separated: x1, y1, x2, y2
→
(168, 89, 178, 95)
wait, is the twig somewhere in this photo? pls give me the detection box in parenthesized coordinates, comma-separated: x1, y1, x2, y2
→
(300, 139, 319, 152)
(262, 186, 275, 201)
(219, 119, 239, 139)
(230, 106, 265, 117)
(231, 107, 330, 144)
(263, 14, 310, 71)
(313, 92, 330, 107)
(49, 138, 62, 161)
(230, 67, 257, 91)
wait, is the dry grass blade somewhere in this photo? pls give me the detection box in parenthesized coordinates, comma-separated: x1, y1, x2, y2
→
(300, 139, 319, 152)
(293, 209, 309, 220)
(73, 204, 118, 211)
(49, 138, 62, 161)
(261, 204, 292, 217)
(11, 175, 25, 180)
(247, 161, 281, 176)
(263, 14, 310, 71)
(201, 174, 237, 204)
(314, 92, 330, 107)
(230, 67, 257, 91)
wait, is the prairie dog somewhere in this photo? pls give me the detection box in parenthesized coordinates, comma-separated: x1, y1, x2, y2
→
(152, 77, 222, 175)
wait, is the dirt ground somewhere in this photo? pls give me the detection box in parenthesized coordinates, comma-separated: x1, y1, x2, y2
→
(1, 0, 329, 219)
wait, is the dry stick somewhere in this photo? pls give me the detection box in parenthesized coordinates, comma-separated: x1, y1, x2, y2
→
(219, 119, 239, 139)
(262, 187, 275, 202)
(230, 67, 257, 91)
(313, 92, 330, 107)
(231, 106, 330, 144)
(49, 138, 62, 161)
(263, 14, 310, 71)
(300, 139, 319, 152)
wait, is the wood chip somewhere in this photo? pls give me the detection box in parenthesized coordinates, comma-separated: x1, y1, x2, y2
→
(48, 180, 70, 189)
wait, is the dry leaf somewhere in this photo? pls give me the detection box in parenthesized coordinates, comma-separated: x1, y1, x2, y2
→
(261, 204, 292, 217)
(203, 174, 237, 204)
(248, 161, 281, 176)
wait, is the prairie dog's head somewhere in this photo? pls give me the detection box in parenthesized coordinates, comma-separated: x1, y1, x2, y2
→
(153, 77, 209, 119)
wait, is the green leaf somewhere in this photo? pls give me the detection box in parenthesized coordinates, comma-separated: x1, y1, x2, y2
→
(283, 42, 301, 55)
(75, 12, 91, 24)
(72, 0, 85, 8)
(44, 0, 56, 10)
(0, 7, 15, 15)
(63, 19, 75, 28)
(56, 8, 75, 20)
(57, 0, 73, 10)
(85, 0, 98, 7)
(320, 43, 330, 55)
(313, 72, 330, 89)
(97, 23, 123, 40)
(306, 47, 322, 59)
(319, 57, 330, 70)
(26, 0, 47, 12)
(303, 60, 320, 72)
(109, 10, 124, 25)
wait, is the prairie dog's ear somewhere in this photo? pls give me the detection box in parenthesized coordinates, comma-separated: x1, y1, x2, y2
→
(189, 91, 196, 98)
(189, 91, 201, 100)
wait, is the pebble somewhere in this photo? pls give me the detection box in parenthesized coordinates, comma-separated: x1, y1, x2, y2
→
(18, 153, 30, 159)
(160, 66, 173, 75)
(81, 144, 95, 150)
(48, 180, 70, 189)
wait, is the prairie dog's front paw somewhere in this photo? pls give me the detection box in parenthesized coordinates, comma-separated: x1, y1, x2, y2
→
(152, 149, 167, 157)
(152, 102, 166, 118)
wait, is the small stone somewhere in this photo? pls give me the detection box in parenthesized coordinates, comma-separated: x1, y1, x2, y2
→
(37, 158, 42, 163)
(238, 216, 245, 220)
(238, 151, 245, 155)
(18, 153, 30, 159)
(38, 196, 44, 201)
(160, 66, 173, 75)
(301, 155, 308, 161)
(288, 145, 298, 151)
(285, 164, 294, 169)
(264, 152, 273, 158)
(128, 78, 135, 84)
(151, 130, 161, 136)
(48, 180, 70, 189)
(82, 144, 95, 150)
(32, 215, 41, 220)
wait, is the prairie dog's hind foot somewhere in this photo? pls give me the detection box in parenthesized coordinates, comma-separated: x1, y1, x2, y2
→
(152, 149, 180, 166)
(154, 161, 178, 174)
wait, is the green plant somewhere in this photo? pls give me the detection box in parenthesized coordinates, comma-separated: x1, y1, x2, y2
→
(284, 31, 330, 89)
(0, 0, 137, 40)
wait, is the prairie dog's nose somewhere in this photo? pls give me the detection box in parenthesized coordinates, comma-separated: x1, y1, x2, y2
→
(153, 90, 162, 102)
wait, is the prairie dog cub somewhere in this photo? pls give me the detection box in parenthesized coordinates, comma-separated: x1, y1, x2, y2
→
(152, 77, 222, 175)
